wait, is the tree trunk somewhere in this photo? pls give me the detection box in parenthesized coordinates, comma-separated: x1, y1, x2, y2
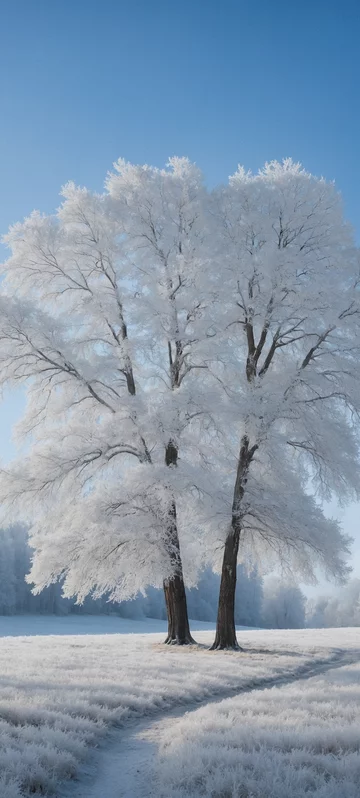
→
(211, 435, 257, 651)
(163, 574, 195, 644)
(211, 526, 242, 650)
(162, 441, 195, 646)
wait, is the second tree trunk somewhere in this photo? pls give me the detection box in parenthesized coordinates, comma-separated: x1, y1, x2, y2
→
(212, 435, 256, 650)
(211, 526, 241, 650)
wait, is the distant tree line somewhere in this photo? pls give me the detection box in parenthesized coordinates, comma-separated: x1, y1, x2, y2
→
(0, 525, 313, 629)
(2, 526, 358, 629)
(0, 525, 263, 622)
(306, 580, 360, 628)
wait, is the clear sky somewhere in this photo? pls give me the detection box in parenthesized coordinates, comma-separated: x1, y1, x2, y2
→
(0, 0, 359, 589)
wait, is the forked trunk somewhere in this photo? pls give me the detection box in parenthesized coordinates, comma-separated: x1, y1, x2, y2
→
(211, 526, 241, 650)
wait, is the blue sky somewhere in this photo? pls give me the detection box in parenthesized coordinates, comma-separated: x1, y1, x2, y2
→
(0, 0, 360, 587)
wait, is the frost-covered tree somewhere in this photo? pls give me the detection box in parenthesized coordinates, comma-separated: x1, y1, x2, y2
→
(105, 157, 214, 643)
(0, 157, 357, 651)
(234, 564, 263, 628)
(0, 158, 214, 644)
(0, 527, 16, 614)
(307, 578, 360, 628)
(335, 578, 360, 626)
(262, 579, 306, 629)
(209, 160, 359, 648)
(0, 525, 68, 615)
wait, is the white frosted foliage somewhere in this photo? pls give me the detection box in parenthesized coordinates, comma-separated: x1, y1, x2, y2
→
(0, 157, 358, 601)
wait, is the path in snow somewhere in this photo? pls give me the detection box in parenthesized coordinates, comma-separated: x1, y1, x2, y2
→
(60, 648, 360, 798)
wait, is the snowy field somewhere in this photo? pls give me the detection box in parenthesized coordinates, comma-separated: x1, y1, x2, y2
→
(0, 614, 218, 638)
(153, 659, 360, 798)
(0, 617, 359, 798)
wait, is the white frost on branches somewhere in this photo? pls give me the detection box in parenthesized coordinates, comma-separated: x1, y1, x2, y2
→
(0, 157, 358, 601)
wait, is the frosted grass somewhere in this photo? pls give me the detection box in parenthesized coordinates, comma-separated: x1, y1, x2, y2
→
(0, 619, 358, 797)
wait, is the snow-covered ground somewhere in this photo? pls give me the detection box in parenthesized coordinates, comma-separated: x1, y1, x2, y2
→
(0, 614, 220, 638)
(153, 659, 360, 798)
(0, 616, 359, 798)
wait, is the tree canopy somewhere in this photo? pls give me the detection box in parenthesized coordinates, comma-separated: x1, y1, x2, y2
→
(0, 158, 358, 640)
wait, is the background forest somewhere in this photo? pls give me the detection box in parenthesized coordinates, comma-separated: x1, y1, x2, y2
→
(0, 525, 357, 629)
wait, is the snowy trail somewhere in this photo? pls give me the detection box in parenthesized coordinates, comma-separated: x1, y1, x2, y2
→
(59, 648, 360, 798)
